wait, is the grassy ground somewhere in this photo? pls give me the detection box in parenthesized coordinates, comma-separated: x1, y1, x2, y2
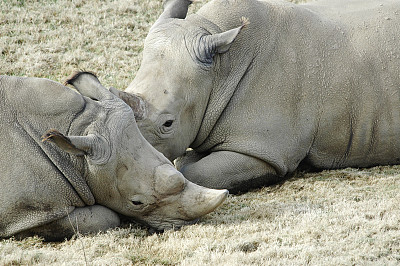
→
(1, 0, 400, 265)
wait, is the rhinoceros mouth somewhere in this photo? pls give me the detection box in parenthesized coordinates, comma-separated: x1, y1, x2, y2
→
(121, 214, 200, 233)
(146, 218, 200, 234)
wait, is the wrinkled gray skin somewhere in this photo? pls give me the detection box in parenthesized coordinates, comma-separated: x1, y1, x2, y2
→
(121, 0, 400, 192)
(0, 72, 227, 241)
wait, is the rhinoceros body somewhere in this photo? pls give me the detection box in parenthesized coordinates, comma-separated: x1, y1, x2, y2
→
(0, 73, 227, 240)
(120, 0, 400, 192)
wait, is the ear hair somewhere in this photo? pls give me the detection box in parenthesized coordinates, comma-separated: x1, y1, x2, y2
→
(64, 71, 98, 87)
(64, 71, 112, 101)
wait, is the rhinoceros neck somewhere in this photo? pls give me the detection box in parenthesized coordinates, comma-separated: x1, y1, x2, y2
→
(186, 14, 230, 149)
(69, 99, 134, 201)
(66, 99, 119, 205)
(188, 13, 268, 150)
(190, 58, 253, 150)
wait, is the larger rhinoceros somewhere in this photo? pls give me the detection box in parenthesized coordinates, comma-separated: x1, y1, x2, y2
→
(0, 72, 227, 241)
(115, 0, 400, 192)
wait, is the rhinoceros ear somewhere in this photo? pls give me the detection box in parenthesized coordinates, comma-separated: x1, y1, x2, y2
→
(200, 17, 249, 65)
(109, 87, 147, 120)
(42, 129, 111, 165)
(42, 129, 86, 156)
(65, 71, 112, 101)
(152, 0, 193, 29)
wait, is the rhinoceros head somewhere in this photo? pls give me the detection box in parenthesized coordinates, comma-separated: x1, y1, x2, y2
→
(121, 0, 246, 160)
(43, 72, 227, 231)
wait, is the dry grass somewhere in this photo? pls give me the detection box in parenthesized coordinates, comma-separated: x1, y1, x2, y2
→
(1, 0, 400, 265)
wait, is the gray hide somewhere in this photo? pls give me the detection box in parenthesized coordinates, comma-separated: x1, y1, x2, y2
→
(122, 0, 400, 192)
(0, 73, 227, 241)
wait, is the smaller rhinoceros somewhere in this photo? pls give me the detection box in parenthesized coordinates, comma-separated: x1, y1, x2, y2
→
(0, 72, 227, 241)
(116, 0, 400, 193)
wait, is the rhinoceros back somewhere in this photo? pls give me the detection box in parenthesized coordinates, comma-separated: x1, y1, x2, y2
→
(0, 76, 93, 237)
(298, 0, 400, 168)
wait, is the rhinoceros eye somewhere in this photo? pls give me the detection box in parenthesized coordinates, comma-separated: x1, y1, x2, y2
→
(132, 200, 144, 206)
(163, 120, 174, 127)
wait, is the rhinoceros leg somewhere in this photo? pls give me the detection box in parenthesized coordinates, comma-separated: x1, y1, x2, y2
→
(178, 151, 280, 193)
(14, 205, 120, 241)
(175, 149, 209, 169)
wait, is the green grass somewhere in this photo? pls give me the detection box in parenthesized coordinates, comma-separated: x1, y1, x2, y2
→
(1, 0, 400, 265)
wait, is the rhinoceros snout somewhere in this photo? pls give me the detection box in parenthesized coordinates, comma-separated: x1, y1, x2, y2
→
(153, 164, 229, 217)
(144, 172, 228, 232)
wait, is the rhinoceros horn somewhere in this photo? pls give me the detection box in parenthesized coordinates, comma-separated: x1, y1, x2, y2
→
(180, 180, 229, 219)
(153, 164, 229, 222)
(109, 88, 147, 120)
(152, 0, 193, 30)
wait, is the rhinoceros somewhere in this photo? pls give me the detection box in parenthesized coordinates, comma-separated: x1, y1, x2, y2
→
(114, 0, 400, 192)
(0, 72, 227, 241)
